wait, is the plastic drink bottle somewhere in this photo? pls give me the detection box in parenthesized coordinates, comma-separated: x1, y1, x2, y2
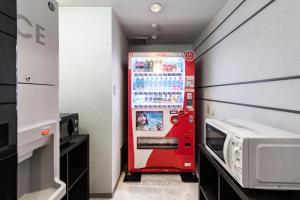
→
(159, 77, 163, 90)
(149, 77, 153, 89)
(178, 77, 182, 89)
(155, 77, 159, 90)
(144, 77, 148, 90)
(136, 78, 140, 91)
(141, 78, 145, 91)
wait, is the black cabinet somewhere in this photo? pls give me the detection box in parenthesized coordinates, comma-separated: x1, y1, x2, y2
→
(0, 1, 17, 199)
(0, 104, 17, 159)
(0, 154, 17, 200)
(60, 135, 89, 200)
(199, 145, 300, 200)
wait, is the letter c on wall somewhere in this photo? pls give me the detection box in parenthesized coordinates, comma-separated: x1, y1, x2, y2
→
(17, 14, 33, 38)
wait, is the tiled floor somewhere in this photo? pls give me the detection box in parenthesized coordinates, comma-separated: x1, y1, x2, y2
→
(91, 172, 198, 200)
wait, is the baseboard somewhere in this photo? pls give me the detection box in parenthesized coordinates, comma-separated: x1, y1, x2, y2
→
(90, 193, 113, 198)
(121, 143, 128, 171)
(90, 171, 122, 199)
(113, 172, 122, 194)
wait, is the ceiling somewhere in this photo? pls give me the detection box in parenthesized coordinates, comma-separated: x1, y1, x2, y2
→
(59, 0, 228, 44)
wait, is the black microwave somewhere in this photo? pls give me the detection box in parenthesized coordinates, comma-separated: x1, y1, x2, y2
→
(59, 113, 79, 146)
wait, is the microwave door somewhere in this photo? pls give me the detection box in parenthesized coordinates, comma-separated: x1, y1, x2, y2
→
(223, 136, 232, 169)
(206, 124, 227, 162)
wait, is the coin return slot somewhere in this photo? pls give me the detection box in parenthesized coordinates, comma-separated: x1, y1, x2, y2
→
(185, 143, 191, 147)
(137, 137, 178, 149)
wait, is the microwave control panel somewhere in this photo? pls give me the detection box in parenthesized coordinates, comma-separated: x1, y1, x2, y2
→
(230, 137, 243, 182)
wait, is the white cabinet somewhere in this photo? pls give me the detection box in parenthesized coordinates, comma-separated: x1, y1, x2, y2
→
(17, 0, 58, 85)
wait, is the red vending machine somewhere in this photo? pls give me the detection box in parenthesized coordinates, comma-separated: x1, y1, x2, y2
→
(127, 51, 197, 180)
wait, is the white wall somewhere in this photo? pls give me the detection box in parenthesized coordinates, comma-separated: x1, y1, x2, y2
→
(193, 0, 300, 143)
(111, 11, 128, 191)
(59, 7, 113, 194)
(129, 44, 193, 52)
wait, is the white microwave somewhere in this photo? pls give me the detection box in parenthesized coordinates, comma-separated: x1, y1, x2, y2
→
(205, 119, 300, 190)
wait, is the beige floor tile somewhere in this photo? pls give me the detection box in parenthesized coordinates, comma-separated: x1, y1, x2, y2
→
(91, 172, 198, 200)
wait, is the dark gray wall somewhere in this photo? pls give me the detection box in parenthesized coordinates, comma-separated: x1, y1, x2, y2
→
(0, 0, 17, 199)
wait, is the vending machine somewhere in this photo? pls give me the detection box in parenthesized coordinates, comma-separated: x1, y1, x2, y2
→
(128, 51, 196, 174)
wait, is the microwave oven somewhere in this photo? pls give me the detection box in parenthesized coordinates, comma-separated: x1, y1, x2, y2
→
(205, 119, 300, 190)
(59, 113, 79, 146)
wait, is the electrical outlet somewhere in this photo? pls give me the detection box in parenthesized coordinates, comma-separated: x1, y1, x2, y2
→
(206, 104, 210, 116)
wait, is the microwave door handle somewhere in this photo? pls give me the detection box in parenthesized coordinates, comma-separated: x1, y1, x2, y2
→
(223, 136, 231, 169)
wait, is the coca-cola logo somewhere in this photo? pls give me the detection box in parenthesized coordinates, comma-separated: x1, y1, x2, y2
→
(184, 50, 195, 62)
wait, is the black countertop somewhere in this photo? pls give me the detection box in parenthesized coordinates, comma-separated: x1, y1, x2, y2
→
(199, 144, 300, 200)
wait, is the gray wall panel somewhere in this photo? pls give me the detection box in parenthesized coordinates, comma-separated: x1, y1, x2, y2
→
(0, 0, 16, 19)
(197, 0, 300, 86)
(195, 0, 271, 57)
(0, 85, 16, 103)
(200, 79, 300, 112)
(0, 32, 16, 85)
(0, 13, 16, 36)
(194, 0, 244, 50)
(193, 0, 300, 144)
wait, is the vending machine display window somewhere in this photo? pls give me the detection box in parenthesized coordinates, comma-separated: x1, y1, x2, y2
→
(136, 111, 163, 131)
(131, 56, 185, 109)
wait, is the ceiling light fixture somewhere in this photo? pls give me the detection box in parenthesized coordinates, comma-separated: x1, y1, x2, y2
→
(150, 3, 163, 13)
(152, 23, 159, 29)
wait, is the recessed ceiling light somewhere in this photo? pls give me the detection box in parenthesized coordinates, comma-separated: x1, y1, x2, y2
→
(152, 23, 159, 29)
(150, 3, 163, 13)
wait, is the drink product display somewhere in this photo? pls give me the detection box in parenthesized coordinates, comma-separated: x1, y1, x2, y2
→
(133, 91, 184, 108)
(133, 75, 183, 91)
(131, 57, 185, 108)
(133, 58, 183, 73)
